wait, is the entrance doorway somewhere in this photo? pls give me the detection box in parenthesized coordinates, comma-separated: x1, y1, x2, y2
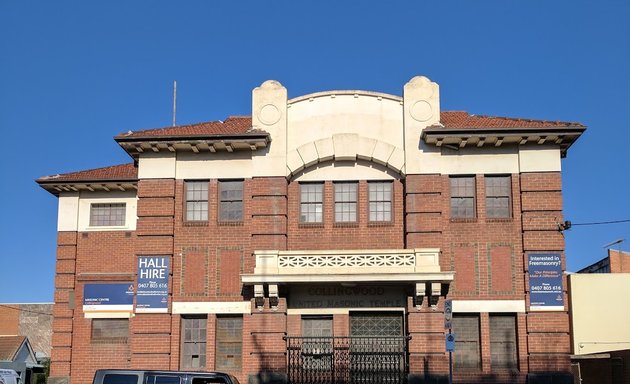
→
(286, 312, 409, 384)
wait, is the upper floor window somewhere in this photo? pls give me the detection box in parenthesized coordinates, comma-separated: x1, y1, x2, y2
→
(485, 175, 511, 218)
(334, 182, 358, 222)
(90, 203, 126, 226)
(450, 176, 475, 219)
(368, 181, 392, 222)
(185, 181, 209, 221)
(300, 183, 323, 223)
(219, 180, 243, 222)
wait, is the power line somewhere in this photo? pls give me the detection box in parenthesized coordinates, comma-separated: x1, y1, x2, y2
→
(571, 219, 630, 227)
(0, 304, 52, 316)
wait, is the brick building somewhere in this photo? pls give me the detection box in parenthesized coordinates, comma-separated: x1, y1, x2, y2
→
(37, 76, 585, 384)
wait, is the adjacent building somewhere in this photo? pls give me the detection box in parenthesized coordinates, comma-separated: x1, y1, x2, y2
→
(37, 76, 585, 384)
(569, 249, 630, 383)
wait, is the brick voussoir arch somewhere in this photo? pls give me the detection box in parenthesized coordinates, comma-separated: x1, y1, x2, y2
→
(286, 133, 405, 177)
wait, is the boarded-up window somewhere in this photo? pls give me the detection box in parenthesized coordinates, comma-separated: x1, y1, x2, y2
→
(450, 176, 475, 218)
(216, 316, 243, 371)
(452, 314, 480, 370)
(219, 181, 243, 222)
(486, 176, 511, 218)
(91, 318, 128, 343)
(490, 314, 518, 370)
(185, 181, 209, 221)
(181, 316, 207, 369)
(90, 203, 126, 226)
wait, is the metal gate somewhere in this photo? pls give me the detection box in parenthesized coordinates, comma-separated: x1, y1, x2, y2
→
(286, 336, 409, 384)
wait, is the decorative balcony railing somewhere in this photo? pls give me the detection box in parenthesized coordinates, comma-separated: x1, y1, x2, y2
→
(252, 248, 442, 276)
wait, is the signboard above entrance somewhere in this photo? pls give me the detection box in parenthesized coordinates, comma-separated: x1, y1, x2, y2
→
(288, 285, 406, 309)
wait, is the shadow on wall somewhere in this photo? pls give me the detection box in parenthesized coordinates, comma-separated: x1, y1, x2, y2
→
(246, 301, 287, 384)
(409, 372, 574, 384)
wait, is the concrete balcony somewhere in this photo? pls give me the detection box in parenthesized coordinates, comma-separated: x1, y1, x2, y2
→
(241, 248, 454, 284)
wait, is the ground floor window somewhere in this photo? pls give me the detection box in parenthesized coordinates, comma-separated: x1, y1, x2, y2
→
(302, 315, 333, 337)
(181, 315, 207, 369)
(452, 314, 481, 370)
(215, 316, 243, 371)
(350, 312, 403, 336)
(91, 318, 128, 344)
(490, 314, 518, 370)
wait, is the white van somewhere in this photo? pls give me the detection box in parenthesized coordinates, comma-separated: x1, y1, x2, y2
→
(0, 369, 20, 384)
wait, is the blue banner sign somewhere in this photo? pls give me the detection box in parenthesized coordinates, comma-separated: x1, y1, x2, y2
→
(136, 256, 169, 313)
(528, 253, 564, 311)
(83, 283, 134, 314)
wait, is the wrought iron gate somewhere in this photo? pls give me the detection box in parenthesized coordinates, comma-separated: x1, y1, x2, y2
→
(286, 336, 409, 384)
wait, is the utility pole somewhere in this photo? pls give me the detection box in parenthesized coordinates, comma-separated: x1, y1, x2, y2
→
(172, 80, 177, 127)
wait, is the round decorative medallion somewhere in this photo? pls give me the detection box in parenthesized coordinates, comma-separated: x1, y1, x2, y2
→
(410, 100, 433, 122)
(258, 104, 281, 125)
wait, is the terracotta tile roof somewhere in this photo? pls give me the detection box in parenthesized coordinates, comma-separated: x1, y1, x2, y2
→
(115, 113, 583, 141)
(37, 163, 137, 183)
(0, 336, 25, 361)
(438, 111, 584, 129)
(115, 116, 265, 140)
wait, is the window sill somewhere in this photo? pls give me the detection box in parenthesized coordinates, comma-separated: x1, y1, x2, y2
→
(91, 338, 128, 345)
(486, 218, 514, 223)
(298, 223, 324, 228)
(449, 218, 478, 223)
(218, 221, 244, 227)
(85, 225, 129, 231)
(333, 222, 359, 228)
(183, 221, 209, 227)
(368, 221, 394, 227)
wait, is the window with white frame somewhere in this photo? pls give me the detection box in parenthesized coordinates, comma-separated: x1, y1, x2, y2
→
(89, 203, 126, 226)
(185, 181, 209, 221)
(368, 181, 392, 222)
(334, 182, 357, 222)
(300, 183, 323, 223)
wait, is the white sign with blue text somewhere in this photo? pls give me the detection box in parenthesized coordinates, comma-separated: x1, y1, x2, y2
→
(136, 256, 169, 313)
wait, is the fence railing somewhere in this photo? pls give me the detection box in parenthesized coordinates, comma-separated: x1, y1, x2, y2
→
(285, 336, 410, 384)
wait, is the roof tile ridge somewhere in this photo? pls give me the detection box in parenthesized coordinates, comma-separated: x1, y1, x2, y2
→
(470, 114, 584, 126)
(117, 119, 227, 137)
(38, 162, 136, 181)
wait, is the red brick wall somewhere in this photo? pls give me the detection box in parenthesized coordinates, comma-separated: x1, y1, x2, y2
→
(50, 170, 571, 384)
(0, 306, 19, 335)
(608, 249, 630, 273)
(287, 180, 404, 250)
(405, 172, 570, 379)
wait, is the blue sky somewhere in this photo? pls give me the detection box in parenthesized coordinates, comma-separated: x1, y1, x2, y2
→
(1, 1, 628, 302)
